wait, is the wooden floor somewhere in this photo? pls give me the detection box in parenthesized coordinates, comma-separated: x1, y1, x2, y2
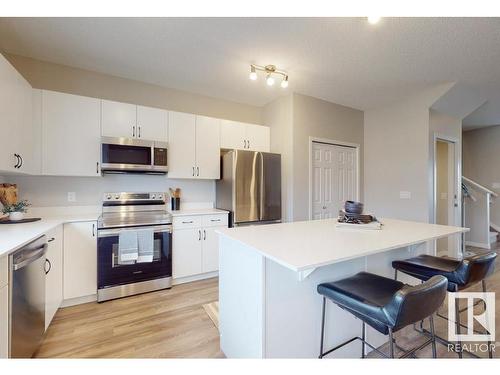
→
(35, 277, 223, 358)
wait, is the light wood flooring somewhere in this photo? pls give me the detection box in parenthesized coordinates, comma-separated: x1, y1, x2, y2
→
(35, 277, 223, 358)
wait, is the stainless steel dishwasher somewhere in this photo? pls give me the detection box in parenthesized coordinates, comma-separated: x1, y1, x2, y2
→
(9, 235, 47, 358)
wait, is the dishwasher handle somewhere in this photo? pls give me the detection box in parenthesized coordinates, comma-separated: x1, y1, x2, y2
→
(13, 244, 48, 271)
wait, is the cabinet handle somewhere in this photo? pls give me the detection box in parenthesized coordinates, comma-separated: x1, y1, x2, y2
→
(138, 126, 141, 138)
(96, 162, 100, 174)
(198, 230, 201, 241)
(132, 126, 135, 137)
(197, 167, 200, 176)
(247, 140, 250, 149)
(211, 219, 221, 222)
(92, 223, 95, 237)
(203, 229, 206, 240)
(14, 154, 20, 168)
(192, 166, 195, 176)
(182, 220, 193, 224)
(18, 154, 23, 169)
(48, 237, 55, 242)
(45, 259, 52, 275)
(244, 140, 247, 149)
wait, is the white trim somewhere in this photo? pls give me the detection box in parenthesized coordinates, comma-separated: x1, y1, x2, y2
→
(490, 222, 500, 233)
(465, 241, 491, 250)
(61, 294, 97, 307)
(172, 271, 218, 285)
(308, 137, 361, 221)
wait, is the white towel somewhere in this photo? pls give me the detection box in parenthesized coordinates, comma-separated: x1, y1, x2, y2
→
(118, 231, 138, 264)
(137, 228, 154, 263)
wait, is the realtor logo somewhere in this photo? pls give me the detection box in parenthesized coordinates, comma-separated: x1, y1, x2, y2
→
(448, 292, 495, 342)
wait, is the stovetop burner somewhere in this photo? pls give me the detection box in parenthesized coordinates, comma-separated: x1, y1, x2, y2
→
(97, 192, 172, 229)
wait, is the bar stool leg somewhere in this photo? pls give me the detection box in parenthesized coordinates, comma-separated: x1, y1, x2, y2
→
(361, 322, 366, 358)
(319, 297, 326, 358)
(482, 280, 493, 359)
(455, 300, 463, 358)
(429, 314, 437, 358)
(388, 328, 395, 358)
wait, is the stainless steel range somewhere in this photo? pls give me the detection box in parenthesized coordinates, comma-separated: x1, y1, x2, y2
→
(97, 192, 172, 302)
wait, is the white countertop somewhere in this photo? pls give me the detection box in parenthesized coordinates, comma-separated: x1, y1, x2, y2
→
(216, 218, 469, 272)
(0, 214, 98, 258)
(168, 208, 228, 217)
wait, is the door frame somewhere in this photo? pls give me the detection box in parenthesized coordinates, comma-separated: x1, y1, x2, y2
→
(308, 137, 361, 220)
(431, 133, 461, 255)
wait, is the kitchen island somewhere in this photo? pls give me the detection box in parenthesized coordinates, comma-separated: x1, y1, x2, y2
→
(216, 218, 467, 358)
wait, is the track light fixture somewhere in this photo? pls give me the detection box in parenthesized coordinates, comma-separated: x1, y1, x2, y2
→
(249, 64, 289, 88)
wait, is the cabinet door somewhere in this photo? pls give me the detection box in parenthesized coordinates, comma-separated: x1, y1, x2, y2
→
(202, 226, 222, 273)
(42, 90, 101, 176)
(0, 285, 7, 358)
(45, 226, 63, 331)
(220, 120, 246, 150)
(101, 99, 136, 138)
(136, 105, 168, 142)
(0, 53, 32, 173)
(172, 228, 202, 278)
(168, 111, 196, 178)
(196, 116, 220, 179)
(246, 124, 270, 152)
(63, 222, 97, 300)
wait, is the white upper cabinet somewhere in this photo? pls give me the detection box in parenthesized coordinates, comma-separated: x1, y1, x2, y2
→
(101, 99, 136, 138)
(168, 112, 220, 179)
(136, 105, 168, 142)
(42, 90, 101, 176)
(220, 120, 270, 152)
(196, 116, 220, 179)
(101, 100, 167, 142)
(168, 111, 197, 178)
(0, 53, 34, 174)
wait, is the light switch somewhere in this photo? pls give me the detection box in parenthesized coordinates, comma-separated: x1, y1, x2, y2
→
(399, 191, 411, 199)
(67, 192, 76, 202)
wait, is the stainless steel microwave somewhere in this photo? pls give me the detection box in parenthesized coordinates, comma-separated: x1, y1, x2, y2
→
(101, 137, 168, 174)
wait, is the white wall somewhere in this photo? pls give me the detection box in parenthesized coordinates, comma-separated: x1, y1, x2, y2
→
(5, 175, 215, 207)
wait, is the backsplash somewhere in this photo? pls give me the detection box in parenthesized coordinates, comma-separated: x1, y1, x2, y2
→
(4, 174, 215, 207)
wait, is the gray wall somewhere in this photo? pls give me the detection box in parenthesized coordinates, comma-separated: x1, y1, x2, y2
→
(463, 125, 500, 227)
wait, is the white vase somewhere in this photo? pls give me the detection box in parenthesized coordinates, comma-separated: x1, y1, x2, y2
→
(9, 212, 25, 221)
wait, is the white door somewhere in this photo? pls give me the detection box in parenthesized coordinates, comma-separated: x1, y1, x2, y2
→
(172, 228, 202, 278)
(220, 120, 247, 150)
(246, 124, 270, 152)
(45, 226, 63, 330)
(202, 226, 220, 273)
(311, 142, 358, 220)
(63, 222, 97, 300)
(136, 105, 168, 141)
(196, 116, 220, 179)
(168, 111, 196, 178)
(101, 99, 136, 138)
(42, 90, 101, 176)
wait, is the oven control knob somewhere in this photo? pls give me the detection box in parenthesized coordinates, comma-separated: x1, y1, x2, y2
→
(114, 194, 120, 200)
(106, 194, 111, 200)
(151, 194, 156, 199)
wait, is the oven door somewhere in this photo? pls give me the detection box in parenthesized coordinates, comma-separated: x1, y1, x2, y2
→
(97, 225, 172, 289)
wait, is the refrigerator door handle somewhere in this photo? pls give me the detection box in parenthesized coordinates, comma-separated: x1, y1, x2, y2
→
(259, 152, 265, 221)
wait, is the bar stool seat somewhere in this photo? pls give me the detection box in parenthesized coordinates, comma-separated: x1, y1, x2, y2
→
(318, 272, 405, 334)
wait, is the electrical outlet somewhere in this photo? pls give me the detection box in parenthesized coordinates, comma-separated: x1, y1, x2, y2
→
(399, 191, 411, 199)
(67, 192, 76, 202)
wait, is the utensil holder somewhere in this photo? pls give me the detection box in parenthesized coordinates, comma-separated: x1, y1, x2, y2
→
(171, 197, 181, 211)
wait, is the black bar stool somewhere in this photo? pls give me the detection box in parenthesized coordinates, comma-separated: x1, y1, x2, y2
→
(392, 252, 497, 358)
(317, 272, 448, 358)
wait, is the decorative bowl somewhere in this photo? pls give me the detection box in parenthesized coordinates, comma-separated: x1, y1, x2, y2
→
(9, 212, 25, 221)
(345, 200, 364, 214)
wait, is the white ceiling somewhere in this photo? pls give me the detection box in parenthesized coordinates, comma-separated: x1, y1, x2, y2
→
(1, 17, 500, 127)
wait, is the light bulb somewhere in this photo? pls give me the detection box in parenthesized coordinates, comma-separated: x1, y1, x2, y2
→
(367, 16, 381, 25)
(266, 75, 275, 86)
(249, 71, 257, 81)
(281, 77, 289, 88)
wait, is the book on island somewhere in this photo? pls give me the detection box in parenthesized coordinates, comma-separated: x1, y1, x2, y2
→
(335, 221, 382, 230)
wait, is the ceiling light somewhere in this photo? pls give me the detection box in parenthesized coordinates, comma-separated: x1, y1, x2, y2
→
(367, 16, 381, 25)
(249, 66, 258, 80)
(249, 64, 289, 88)
(280, 76, 289, 88)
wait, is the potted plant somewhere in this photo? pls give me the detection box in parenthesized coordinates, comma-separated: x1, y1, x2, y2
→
(2, 200, 31, 221)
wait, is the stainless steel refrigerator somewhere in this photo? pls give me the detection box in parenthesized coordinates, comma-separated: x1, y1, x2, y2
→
(216, 150, 281, 227)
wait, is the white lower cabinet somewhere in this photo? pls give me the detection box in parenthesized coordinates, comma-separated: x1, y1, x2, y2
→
(172, 213, 228, 279)
(63, 221, 98, 300)
(0, 284, 8, 358)
(45, 225, 63, 330)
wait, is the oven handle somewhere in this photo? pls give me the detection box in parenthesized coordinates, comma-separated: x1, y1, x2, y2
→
(98, 225, 172, 237)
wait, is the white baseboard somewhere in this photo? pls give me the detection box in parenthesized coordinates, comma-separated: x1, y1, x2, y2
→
(173, 271, 218, 285)
(61, 294, 97, 307)
(490, 222, 500, 232)
(465, 241, 491, 250)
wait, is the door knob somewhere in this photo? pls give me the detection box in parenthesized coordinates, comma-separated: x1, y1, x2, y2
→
(322, 206, 327, 209)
